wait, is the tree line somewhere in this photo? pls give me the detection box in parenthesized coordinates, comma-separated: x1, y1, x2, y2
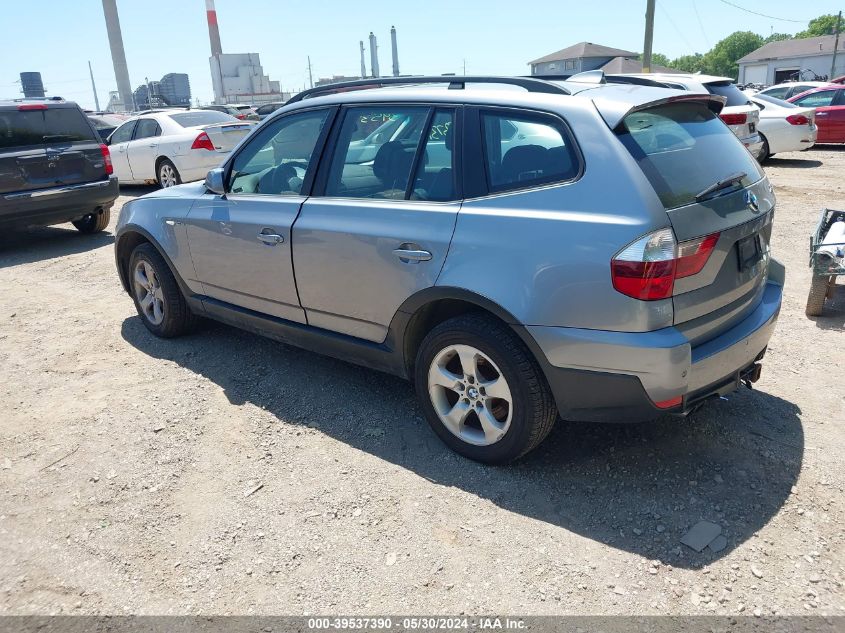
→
(649, 13, 842, 79)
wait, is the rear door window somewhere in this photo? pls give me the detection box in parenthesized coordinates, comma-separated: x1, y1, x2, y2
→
(323, 106, 429, 199)
(480, 110, 580, 193)
(410, 108, 459, 201)
(133, 118, 161, 139)
(616, 102, 763, 209)
(793, 90, 836, 107)
(705, 82, 751, 107)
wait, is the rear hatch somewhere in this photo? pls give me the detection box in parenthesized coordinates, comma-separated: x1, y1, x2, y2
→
(166, 110, 255, 152)
(0, 104, 107, 195)
(616, 99, 774, 345)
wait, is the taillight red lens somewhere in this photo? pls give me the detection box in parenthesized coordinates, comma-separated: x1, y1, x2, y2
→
(17, 103, 48, 111)
(191, 132, 215, 151)
(611, 229, 720, 300)
(99, 143, 113, 175)
(236, 114, 246, 119)
(675, 232, 720, 279)
(654, 395, 683, 409)
(720, 113, 747, 125)
(611, 228, 677, 300)
(786, 114, 810, 126)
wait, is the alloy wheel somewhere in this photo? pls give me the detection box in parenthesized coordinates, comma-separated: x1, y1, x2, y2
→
(427, 344, 513, 446)
(159, 163, 178, 188)
(132, 260, 166, 325)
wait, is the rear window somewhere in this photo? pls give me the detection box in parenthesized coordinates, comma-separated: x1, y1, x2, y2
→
(752, 94, 798, 109)
(617, 102, 763, 209)
(0, 107, 96, 149)
(706, 82, 751, 107)
(169, 111, 238, 127)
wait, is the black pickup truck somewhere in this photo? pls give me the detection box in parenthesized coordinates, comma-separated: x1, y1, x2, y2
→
(0, 99, 119, 233)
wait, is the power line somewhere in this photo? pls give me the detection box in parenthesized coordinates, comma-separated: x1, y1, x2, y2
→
(715, 0, 808, 23)
(692, 0, 710, 48)
(657, 1, 697, 53)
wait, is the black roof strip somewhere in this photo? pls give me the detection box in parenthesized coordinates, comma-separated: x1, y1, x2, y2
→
(286, 76, 570, 104)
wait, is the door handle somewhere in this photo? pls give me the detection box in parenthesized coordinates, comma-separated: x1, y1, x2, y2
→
(393, 247, 432, 262)
(257, 231, 284, 245)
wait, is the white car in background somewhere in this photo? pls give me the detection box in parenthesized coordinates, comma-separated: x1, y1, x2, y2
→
(749, 93, 817, 161)
(107, 109, 257, 187)
(755, 81, 833, 101)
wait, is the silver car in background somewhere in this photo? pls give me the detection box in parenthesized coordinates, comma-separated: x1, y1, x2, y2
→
(113, 74, 783, 464)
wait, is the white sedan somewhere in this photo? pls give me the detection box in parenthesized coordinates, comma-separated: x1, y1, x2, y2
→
(749, 94, 817, 161)
(106, 109, 257, 187)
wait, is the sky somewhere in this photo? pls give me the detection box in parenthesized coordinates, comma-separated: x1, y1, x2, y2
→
(0, 0, 840, 110)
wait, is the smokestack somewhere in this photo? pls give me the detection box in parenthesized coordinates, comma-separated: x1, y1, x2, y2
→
(101, 0, 133, 112)
(390, 26, 400, 77)
(20, 72, 45, 99)
(205, 0, 223, 57)
(359, 41, 367, 79)
(369, 32, 380, 78)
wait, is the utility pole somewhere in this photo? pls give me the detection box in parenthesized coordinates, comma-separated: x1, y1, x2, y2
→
(832, 11, 842, 81)
(307, 56, 314, 89)
(642, 0, 656, 73)
(88, 61, 101, 111)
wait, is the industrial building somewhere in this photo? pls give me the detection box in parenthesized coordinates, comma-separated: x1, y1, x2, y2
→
(20, 72, 46, 98)
(737, 34, 845, 85)
(159, 73, 191, 106)
(133, 81, 161, 109)
(528, 41, 676, 76)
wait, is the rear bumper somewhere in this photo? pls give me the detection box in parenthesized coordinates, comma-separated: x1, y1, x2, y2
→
(525, 264, 783, 422)
(0, 177, 119, 228)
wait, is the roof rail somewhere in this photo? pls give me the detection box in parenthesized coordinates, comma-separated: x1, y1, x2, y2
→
(286, 75, 570, 104)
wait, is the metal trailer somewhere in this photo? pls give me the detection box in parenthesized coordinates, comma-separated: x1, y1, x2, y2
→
(807, 208, 845, 316)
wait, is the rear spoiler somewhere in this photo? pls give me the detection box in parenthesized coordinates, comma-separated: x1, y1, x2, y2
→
(591, 92, 727, 130)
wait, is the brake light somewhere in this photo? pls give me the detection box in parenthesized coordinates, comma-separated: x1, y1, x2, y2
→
(611, 228, 677, 300)
(675, 232, 720, 279)
(654, 395, 683, 409)
(99, 143, 113, 175)
(611, 229, 721, 300)
(236, 114, 246, 120)
(191, 132, 215, 151)
(17, 103, 48, 111)
(786, 114, 810, 126)
(720, 113, 747, 125)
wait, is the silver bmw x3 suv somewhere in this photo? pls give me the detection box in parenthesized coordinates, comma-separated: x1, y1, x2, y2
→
(114, 74, 783, 464)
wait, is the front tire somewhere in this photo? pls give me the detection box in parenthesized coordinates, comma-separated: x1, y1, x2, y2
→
(72, 208, 110, 233)
(157, 159, 181, 188)
(129, 243, 197, 337)
(414, 313, 557, 464)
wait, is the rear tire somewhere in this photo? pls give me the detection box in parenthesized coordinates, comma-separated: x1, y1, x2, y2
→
(157, 159, 181, 188)
(72, 208, 110, 234)
(806, 275, 831, 317)
(414, 313, 557, 464)
(129, 243, 197, 337)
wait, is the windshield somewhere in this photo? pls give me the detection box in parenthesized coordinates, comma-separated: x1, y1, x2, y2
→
(616, 102, 763, 209)
(169, 111, 238, 127)
(706, 81, 752, 107)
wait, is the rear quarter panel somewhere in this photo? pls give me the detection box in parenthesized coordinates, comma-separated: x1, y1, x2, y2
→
(438, 104, 673, 332)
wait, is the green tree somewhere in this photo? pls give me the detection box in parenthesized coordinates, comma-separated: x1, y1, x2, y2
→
(701, 31, 764, 78)
(796, 14, 842, 38)
(650, 53, 671, 68)
(765, 33, 792, 43)
(670, 53, 704, 73)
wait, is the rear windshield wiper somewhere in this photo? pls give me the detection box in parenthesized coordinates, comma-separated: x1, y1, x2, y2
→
(695, 171, 747, 202)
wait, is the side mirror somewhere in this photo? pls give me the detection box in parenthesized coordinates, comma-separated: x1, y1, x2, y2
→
(204, 167, 226, 195)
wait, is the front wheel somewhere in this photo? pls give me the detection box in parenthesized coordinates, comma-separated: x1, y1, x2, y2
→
(129, 243, 197, 337)
(414, 314, 557, 464)
(157, 159, 181, 188)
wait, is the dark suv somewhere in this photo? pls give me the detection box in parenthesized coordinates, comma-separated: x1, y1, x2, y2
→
(0, 99, 119, 233)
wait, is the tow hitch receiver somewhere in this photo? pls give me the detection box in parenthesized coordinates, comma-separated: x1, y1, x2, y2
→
(741, 363, 763, 389)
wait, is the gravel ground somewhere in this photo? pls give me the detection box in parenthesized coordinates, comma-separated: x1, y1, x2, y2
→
(0, 147, 843, 617)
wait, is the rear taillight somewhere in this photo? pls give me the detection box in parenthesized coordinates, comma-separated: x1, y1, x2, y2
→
(236, 114, 246, 120)
(786, 114, 810, 126)
(675, 232, 720, 279)
(611, 229, 721, 300)
(17, 103, 48, 111)
(99, 143, 113, 175)
(611, 228, 677, 300)
(191, 132, 215, 151)
(720, 113, 747, 125)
